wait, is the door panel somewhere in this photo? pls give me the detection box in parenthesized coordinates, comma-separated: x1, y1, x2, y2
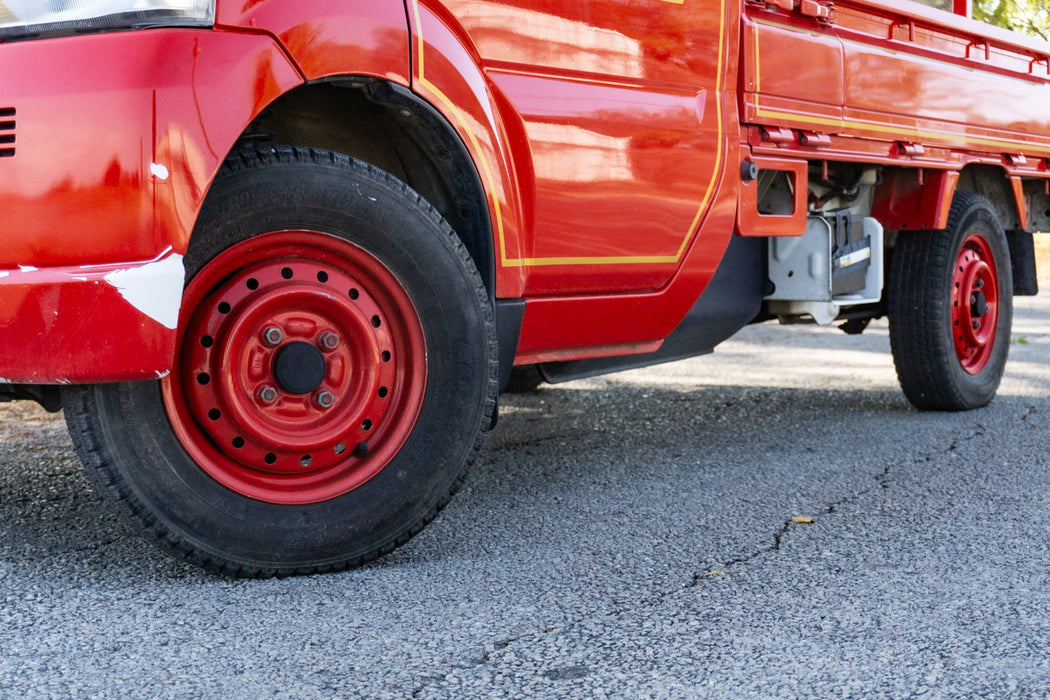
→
(440, 0, 729, 295)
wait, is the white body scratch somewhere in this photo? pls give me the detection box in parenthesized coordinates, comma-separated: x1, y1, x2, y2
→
(104, 253, 185, 330)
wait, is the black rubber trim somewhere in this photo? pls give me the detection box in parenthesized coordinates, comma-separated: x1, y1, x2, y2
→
(495, 299, 525, 394)
(538, 236, 764, 383)
(1006, 229, 1039, 296)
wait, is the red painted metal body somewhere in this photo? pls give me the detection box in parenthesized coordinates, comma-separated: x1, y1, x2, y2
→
(0, 0, 1047, 383)
(0, 28, 301, 382)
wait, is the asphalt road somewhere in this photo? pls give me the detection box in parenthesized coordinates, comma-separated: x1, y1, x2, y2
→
(2, 293, 1049, 698)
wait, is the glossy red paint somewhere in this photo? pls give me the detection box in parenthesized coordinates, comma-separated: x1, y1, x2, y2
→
(744, 0, 1050, 160)
(408, 0, 528, 299)
(514, 178, 740, 361)
(162, 231, 426, 504)
(216, 0, 410, 86)
(0, 28, 302, 382)
(0, 30, 300, 267)
(737, 155, 808, 237)
(408, 0, 743, 358)
(429, 0, 733, 297)
(0, 0, 1048, 384)
(0, 260, 178, 383)
(872, 169, 960, 231)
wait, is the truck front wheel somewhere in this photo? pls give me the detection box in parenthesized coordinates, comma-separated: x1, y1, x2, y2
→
(888, 191, 1013, 411)
(64, 147, 496, 576)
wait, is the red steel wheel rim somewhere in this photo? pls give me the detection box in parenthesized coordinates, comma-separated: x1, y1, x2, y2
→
(950, 233, 999, 375)
(162, 231, 427, 504)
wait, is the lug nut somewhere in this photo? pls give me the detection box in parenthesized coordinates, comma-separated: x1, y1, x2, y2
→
(318, 331, 340, 351)
(972, 320, 982, 330)
(257, 385, 279, 405)
(262, 326, 284, 346)
(315, 390, 335, 409)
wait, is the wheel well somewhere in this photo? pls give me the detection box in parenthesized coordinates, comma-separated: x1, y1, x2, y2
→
(956, 164, 1022, 230)
(233, 79, 495, 299)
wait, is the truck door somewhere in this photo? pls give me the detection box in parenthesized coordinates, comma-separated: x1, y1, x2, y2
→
(433, 0, 733, 295)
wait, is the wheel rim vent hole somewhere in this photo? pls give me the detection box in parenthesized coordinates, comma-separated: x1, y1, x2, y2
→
(208, 409, 221, 421)
(197, 373, 210, 385)
(348, 288, 359, 300)
(200, 335, 214, 348)
(362, 419, 373, 431)
(381, 351, 391, 363)
(218, 302, 231, 314)
(232, 437, 245, 449)
(334, 443, 345, 455)
(317, 271, 328, 283)
(246, 278, 259, 290)
(264, 453, 277, 465)
(378, 387, 388, 398)
(281, 267, 293, 279)
(300, 455, 312, 467)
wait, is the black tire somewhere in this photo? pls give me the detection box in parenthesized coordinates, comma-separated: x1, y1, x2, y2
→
(64, 146, 497, 576)
(888, 191, 1012, 411)
(504, 365, 544, 393)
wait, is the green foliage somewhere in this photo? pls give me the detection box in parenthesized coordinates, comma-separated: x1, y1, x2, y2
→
(972, 0, 1049, 40)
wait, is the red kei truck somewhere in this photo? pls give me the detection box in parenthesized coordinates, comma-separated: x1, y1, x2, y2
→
(0, 0, 1046, 576)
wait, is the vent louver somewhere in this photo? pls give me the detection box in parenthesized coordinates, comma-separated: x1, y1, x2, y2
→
(0, 108, 14, 158)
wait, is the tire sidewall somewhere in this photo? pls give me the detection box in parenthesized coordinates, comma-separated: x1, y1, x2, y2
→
(938, 199, 1013, 408)
(93, 151, 493, 569)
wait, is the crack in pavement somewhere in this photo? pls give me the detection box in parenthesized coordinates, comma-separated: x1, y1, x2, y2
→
(681, 422, 992, 590)
(1022, 405, 1037, 426)
(411, 421, 994, 696)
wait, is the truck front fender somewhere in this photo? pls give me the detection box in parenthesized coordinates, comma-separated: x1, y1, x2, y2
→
(216, 0, 411, 87)
(0, 29, 302, 383)
(408, 0, 529, 298)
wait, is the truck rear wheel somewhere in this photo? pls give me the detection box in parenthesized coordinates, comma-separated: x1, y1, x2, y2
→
(888, 191, 1012, 410)
(64, 147, 496, 576)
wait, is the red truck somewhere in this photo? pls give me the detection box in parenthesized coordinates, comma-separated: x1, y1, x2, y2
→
(0, 0, 1046, 575)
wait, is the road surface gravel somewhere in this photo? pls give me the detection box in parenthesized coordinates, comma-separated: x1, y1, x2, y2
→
(1, 293, 1049, 698)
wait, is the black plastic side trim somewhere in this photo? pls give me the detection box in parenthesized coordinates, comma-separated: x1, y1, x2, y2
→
(495, 299, 526, 393)
(538, 236, 764, 383)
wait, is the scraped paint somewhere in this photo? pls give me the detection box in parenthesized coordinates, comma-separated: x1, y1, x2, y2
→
(104, 253, 185, 329)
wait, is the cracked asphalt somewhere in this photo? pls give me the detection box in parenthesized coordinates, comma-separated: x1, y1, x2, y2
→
(2, 292, 1049, 698)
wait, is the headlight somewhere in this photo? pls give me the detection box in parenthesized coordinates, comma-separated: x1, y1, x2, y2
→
(0, 0, 215, 39)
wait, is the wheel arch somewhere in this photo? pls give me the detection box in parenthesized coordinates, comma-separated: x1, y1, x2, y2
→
(955, 164, 1025, 231)
(874, 163, 1038, 296)
(887, 189, 1014, 411)
(231, 79, 496, 301)
(874, 164, 1025, 232)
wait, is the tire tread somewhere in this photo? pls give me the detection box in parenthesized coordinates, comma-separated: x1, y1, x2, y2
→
(888, 191, 1012, 411)
(65, 146, 498, 577)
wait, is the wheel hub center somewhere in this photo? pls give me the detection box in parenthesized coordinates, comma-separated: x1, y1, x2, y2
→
(272, 341, 327, 395)
(970, 289, 988, 318)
